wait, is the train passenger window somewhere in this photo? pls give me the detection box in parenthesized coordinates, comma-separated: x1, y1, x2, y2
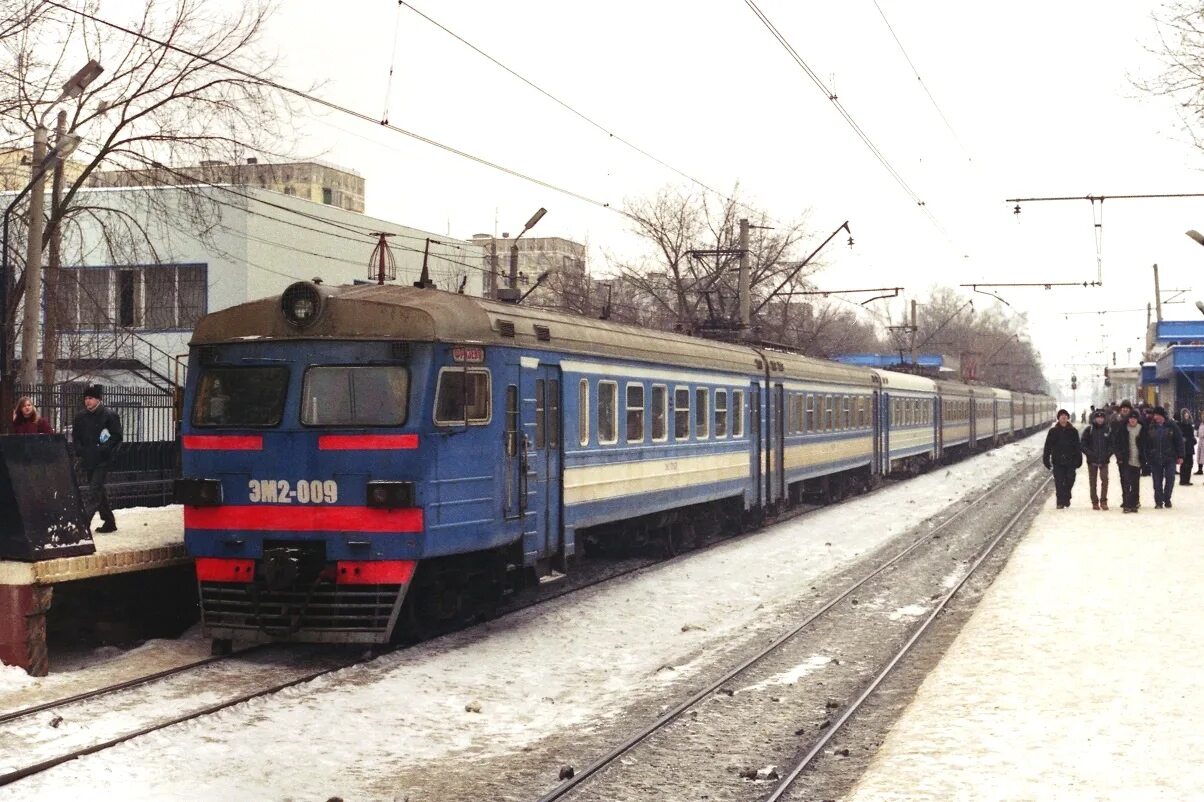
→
(856, 396, 865, 428)
(578, 379, 589, 446)
(548, 380, 560, 448)
(598, 381, 618, 444)
(431, 368, 491, 426)
(805, 395, 815, 432)
(842, 396, 851, 429)
(733, 390, 745, 437)
(626, 384, 645, 443)
(651, 385, 668, 441)
(715, 390, 728, 437)
(506, 385, 519, 456)
(535, 380, 546, 449)
(695, 388, 709, 438)
(193, 366, 289, 427)
(824, 395, 834, 431)
(674, 387, 690, 439)
(302, 366, 410, 426)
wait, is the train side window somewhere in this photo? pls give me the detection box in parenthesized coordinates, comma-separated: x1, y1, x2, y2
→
(805, 395, 815, 432)
(578, 379, 589, 446)
(535, 379, 546, 449)
(598, 381, 618, 445)
(695, 387, 710, 438)
(506, 385, 519, 456)
(433, 368, 491, 426)
(548, 380, 560, 448)
(856, 396, 865, 428)
(824, 395, 834, 431)
(674, 387, 690, 439)
(842, 396, 851, 429)
(715, 389, 728, 437)
(651, 385, 668, 442)
(626, 383, 645, 443)
(733, 390, 745, 437)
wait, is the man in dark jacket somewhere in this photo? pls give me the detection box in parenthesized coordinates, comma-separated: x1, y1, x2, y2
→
(1111, 410, 1148, 512)
(1044, 409, 1082, 508)
(1144, 406, 1184, 509)
(1176, 409, 1197, 486)
(1080, 409, 1112, 510)
(72, 384, 123, 533)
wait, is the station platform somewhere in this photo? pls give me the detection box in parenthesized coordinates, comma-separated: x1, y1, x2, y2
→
(0, 506, 186, 676)
(845, 470, 1204, 801)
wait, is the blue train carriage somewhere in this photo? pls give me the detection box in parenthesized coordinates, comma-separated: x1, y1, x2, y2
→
(935, 379, 974, 460)
(989, 387, 1014, 444)
(769, 353, 879, 504)
(873, 369, 938, 476)
(177, 281, 768, 646)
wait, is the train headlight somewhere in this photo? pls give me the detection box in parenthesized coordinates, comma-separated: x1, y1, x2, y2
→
(281, 282, 324, 328)
(366, 481, 415, 509)
(175, 478, 223, 507)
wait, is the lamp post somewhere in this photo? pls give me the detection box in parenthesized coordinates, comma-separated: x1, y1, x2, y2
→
(16, 59, 103, 387)
(497, 207, 546, 303)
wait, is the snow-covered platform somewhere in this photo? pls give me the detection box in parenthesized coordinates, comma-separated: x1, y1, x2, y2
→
(846, 472, 1204, 801)
(0, 506, 185, 676)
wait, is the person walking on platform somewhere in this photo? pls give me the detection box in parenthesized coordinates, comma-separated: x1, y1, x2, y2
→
(1177, 409, 1197, 486)
(1080, 410, 1112, 510)
(1113, 410, 1148, 513)
(71, 384, 122, 533)
(11, 396, 53, 434)
(1196, 415, 1204, 475)
(1044, 409, 1082, 509)
(1144, 406, 1184, 509)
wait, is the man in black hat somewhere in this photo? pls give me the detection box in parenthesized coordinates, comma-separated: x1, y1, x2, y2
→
(1043, 408, 1082, 508)
(72, 384, 123, 533)
(1145, 406, 1184, 509)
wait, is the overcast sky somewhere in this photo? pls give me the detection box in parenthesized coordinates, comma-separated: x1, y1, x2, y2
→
(224, 1, 1204, 402)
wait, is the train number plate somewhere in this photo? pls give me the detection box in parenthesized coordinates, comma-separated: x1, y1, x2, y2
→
(248, 479, 339, 504)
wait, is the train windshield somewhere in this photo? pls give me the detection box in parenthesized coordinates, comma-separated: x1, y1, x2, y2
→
(193, 366, 289, 427)
(301, 365, 409, 426)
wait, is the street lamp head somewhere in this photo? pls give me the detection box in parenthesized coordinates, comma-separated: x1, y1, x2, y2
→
(1195, 300, 1204, 316)
(523, 207, 547, 232)
(61, 59, 104, 99)
(1187, 229, 1204, 247)
(51, 132, 82, 161)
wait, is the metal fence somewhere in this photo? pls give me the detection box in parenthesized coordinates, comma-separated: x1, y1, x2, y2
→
(15, 383, 180, 509)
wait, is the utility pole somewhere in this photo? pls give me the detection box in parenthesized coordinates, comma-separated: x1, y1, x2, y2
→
(738, 218, 750, 331)
(488, 239, 498, 300)
(42, 109, 67, 386)
(909, 299, 917, 365)
(1153, 263, 1163, 323)
(19, 125, 48, 386)
(416, 238, 439, 289)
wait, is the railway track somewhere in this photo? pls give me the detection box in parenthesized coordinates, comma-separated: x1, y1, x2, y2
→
(533, 457, 1050, 801)
(0, 446, 1037, 791)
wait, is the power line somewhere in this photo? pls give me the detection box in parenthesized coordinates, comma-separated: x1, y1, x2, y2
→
(44, 0, 615, 212)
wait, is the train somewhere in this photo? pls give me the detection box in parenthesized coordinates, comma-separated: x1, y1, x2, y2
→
(175, 281, 1055, 650)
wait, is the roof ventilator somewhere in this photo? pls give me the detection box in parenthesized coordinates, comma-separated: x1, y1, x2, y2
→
(534, 325, 551, 342)
(497, 320, 516, 338)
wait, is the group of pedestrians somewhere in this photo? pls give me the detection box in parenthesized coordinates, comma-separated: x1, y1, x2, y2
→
(9, 384, 123, 533)
(1043, 399, 1203, 513)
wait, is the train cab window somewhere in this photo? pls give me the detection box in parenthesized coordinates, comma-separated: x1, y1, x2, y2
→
(626, 383, 645, 443)
(733, 390, 745, 437)
(302, 365, 410, 426)
(715, 390, 728, 437)
(805, 395, 815, 432)
(578, 379, 589, 446)
(674, 387, 690, 439)
(432, 367, 490, 426)
(535, 380, 546, 448)
(695, 387, 709, 438)
(193, 366, 289, 427)
(598, 381, 618, 444)
(651, 385, 668, 442)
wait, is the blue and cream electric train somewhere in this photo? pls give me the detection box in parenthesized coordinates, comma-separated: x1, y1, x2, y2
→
(175, 281, 1055, 648)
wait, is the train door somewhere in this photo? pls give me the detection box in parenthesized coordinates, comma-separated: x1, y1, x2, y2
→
(503, 381, 523, 520)
(880, 393, 890, 474)
(872, 390, 882, 476)
(522, 363, 563, 565)
(969, 396, 977, 446)
(935, 396, 944, 460)
(772, 384, 786, 505)
(749, 383, 762, 508)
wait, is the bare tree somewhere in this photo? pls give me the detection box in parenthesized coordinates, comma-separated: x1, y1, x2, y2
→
(609, 185, 815, 336)
(1137, 2, 1204, 150)
(1, 0, 298, 380)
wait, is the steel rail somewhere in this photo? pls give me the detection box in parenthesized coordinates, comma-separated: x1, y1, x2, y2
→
(535, 454, 1046, 802)
(764, 472, 1053, 801)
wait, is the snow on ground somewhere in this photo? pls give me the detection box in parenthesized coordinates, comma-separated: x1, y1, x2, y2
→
(3, 436, 1046, 801)
(845, 467, 1204, 802)
(89, 504, 184, 552)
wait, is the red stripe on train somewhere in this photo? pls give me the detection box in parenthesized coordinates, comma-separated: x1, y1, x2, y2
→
(318, 434, 419, 450)
(184, 505, 423, 533)
(182, 435, 264, 451)
(196, 557, 255, 582)
(336, 560, 416, 585)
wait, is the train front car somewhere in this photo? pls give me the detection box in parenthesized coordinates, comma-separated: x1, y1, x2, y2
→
(177, 282, 511, 649)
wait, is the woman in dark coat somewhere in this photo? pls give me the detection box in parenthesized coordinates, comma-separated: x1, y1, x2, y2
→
(11, 396, 53, 434)
(1177, 409, 1197, 486)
